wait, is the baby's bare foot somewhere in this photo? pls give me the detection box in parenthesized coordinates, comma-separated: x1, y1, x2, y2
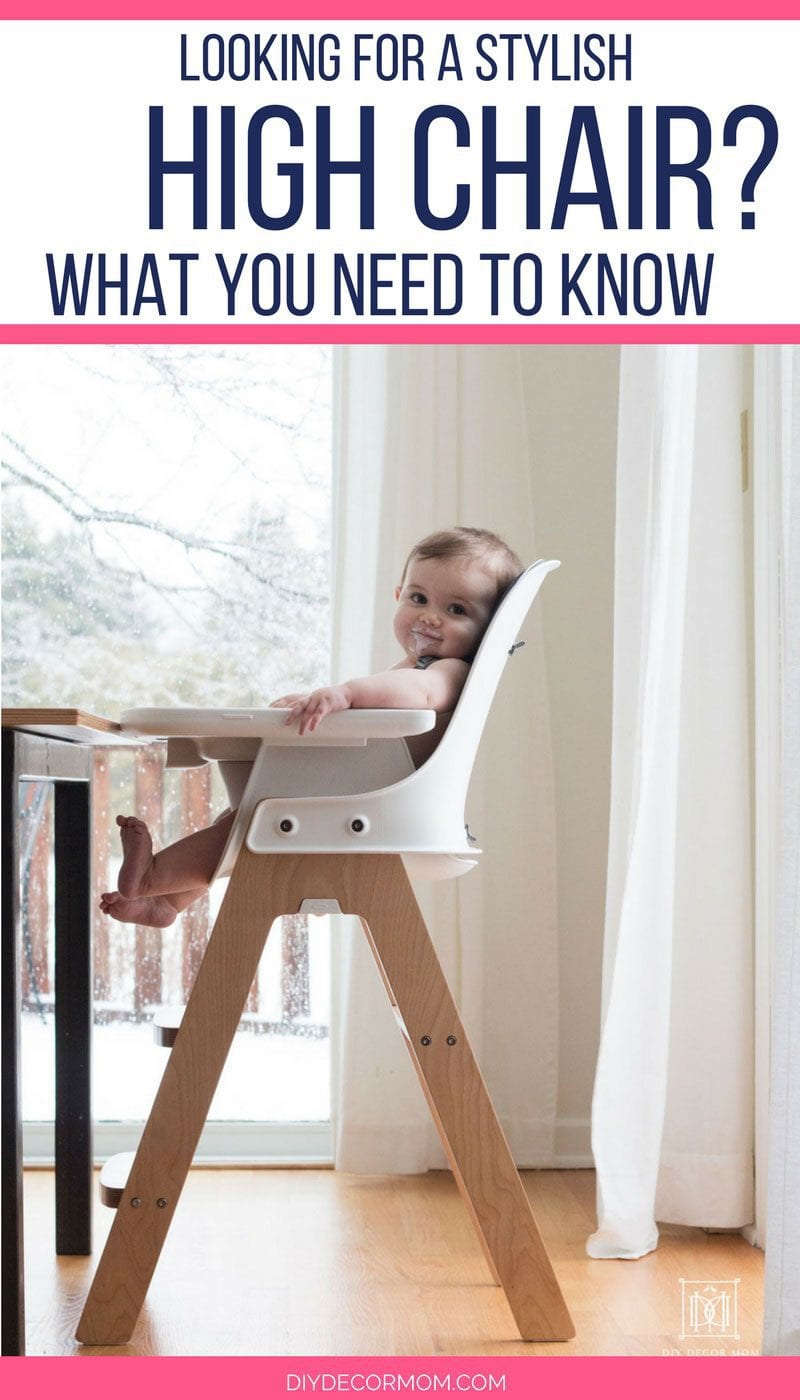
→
(116, 814, 154, 898)
(100, 890, 177, 929)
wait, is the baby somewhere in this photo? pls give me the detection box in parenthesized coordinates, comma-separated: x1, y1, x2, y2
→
(100, 527, 521, 928)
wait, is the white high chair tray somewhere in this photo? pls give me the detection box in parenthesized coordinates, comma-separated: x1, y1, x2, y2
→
(121, 706, 436, 746)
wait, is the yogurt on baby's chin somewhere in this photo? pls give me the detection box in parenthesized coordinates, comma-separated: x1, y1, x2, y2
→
(411, 630, 439, 655)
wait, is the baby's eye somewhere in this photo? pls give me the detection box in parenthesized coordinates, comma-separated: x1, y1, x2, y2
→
(410, 592, 427, 604)
(448, 604, 466, 616)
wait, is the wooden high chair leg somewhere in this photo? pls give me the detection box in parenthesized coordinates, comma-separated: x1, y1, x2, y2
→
(346, 855, 575, 1343)
(76, 847, 288, 1345)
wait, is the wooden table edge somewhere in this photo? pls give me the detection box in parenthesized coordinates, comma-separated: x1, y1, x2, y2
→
(1, 709, 145, 746)
(2, 708, 121, 733)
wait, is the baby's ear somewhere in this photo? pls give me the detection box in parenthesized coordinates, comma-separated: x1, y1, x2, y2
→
(394, 584, 401, 601)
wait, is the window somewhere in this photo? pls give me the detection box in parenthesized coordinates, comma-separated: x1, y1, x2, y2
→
(2, 345, 333, 1160)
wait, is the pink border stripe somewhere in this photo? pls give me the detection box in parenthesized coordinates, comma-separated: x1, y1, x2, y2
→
(1, 4, 799, 18)
(2, 1357, 800, 1396)
(0, 1357, 797, 1394)
(1, 323, 798, 344)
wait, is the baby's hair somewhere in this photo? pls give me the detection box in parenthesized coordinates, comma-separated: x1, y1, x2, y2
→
(401, 527, 522, 605)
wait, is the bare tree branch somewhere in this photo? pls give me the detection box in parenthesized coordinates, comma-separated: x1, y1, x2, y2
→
(2, 437, 327, 605)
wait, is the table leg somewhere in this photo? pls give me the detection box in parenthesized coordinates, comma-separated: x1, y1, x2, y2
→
(1, 729, 25, 1355)
(54, 778, 93, 1255)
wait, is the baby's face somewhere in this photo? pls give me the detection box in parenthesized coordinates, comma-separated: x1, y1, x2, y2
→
(393, 554, 498, 663)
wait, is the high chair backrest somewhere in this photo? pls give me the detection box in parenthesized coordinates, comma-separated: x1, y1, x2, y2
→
(411, 557, 560, 793)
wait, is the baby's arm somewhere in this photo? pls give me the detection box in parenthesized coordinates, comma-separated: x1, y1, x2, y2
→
(271, 660, 469, 735)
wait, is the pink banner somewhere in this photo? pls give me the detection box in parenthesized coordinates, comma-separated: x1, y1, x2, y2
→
(4, 1356, 800, 1396)
(2, 323, 799, 343)
(0, 4, 798, 19)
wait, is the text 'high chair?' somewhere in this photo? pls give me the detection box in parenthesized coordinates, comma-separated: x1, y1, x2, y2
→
(77, 560, 574, 1345)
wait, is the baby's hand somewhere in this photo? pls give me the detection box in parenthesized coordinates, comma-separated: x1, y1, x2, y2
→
(278, 685, 352, 736)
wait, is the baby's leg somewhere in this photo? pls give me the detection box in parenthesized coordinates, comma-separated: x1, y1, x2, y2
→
(116, 809, 236, 899)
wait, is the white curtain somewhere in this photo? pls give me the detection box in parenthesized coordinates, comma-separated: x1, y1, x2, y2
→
(588, 346, 754, 1259)
(330, 346, 559, 1172)
(762, 346, 800, 1355)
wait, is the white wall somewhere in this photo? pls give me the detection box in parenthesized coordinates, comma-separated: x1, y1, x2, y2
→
(520, 346, 619, 1161)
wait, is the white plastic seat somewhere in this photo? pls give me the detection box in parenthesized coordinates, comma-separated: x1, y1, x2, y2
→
(77, 560, 574, 1347)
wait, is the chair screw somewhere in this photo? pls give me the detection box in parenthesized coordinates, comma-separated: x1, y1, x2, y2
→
(131, 1197, 142, 1208)
(446, 1035, 457, 1046)
(351, 819, 364, 832)
(156, 1198, 168, 1209)
(279, 819, 293, 833)
(421, 1035, 431, 1046)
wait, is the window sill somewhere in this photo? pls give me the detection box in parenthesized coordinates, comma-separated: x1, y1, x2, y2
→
(23, 1119, 333, 1167)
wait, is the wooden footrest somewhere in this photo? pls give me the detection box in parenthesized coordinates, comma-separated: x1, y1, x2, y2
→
(153, 1007, 183, 1047)
(99, 1152, 135, 1208)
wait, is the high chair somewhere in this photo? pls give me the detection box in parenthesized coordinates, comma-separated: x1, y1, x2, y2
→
(76, 560, 574, 1345)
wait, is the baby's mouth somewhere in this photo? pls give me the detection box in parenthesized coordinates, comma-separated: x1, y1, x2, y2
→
(411, 628, 441, 653)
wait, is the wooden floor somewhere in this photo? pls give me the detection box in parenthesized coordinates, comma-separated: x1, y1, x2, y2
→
(23, 1167, 764, 1356)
